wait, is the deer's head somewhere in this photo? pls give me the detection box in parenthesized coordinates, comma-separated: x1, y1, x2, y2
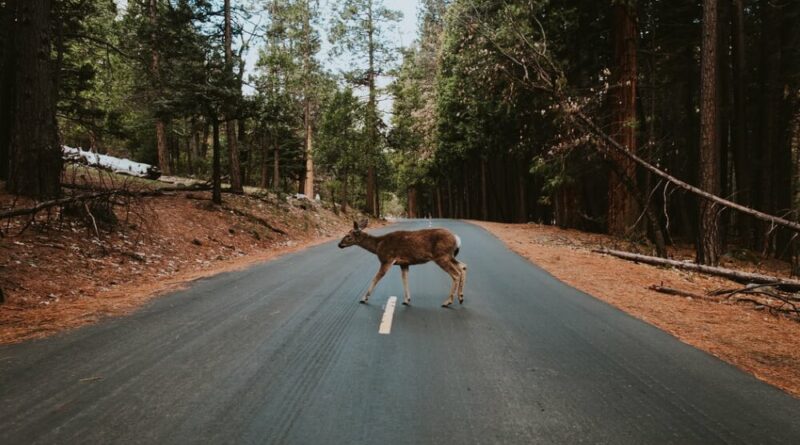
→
(338, 219, 369, 248)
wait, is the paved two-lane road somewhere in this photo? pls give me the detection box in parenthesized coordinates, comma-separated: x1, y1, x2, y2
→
(1, 220, 799, 444)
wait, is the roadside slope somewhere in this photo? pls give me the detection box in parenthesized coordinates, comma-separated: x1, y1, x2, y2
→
(0, 184, 364, 344)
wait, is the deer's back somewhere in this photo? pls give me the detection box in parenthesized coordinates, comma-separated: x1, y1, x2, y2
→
(377, 228, 457, 266)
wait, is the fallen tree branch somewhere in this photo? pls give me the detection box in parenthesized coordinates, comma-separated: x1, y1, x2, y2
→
(221, 205, 288, 235)
(0, 186, 209, 220)
(574, 110, 800, 234)
(0, 191, 116, 219)
(594, 248, 800, 291)
(647, 285, 706, 299)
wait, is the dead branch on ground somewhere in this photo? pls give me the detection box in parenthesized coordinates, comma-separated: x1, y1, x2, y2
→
(220, 205, 288, 235)
(647, 284, 706, 299)
(595, 248, 800, 291)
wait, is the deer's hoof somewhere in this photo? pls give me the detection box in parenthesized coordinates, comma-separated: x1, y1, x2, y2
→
(359, 299, 368, 305)
(402, 301, 410, 306)
(441, 303, 452, 308)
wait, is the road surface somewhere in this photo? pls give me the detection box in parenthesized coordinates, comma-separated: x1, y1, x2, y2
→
(1, 219, 799, 444)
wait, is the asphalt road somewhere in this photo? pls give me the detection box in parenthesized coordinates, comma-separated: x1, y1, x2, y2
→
(1, 219, 799, 444)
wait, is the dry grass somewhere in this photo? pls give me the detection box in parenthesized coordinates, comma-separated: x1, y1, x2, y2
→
(473, 221, 800, 399)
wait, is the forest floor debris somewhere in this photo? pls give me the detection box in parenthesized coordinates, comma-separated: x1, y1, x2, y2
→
(0, 176, 369, 344)
(474, 220, 800, 398)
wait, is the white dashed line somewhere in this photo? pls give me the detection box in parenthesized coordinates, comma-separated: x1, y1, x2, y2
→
(379, 296, 398, 335)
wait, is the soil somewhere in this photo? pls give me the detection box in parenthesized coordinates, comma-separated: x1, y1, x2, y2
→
(0, 179, 366, 344)
(473, 221, 800, 399)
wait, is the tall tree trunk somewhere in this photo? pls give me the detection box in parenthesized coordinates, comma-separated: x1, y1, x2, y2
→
(436, 186, 443, 218)
(607, 2, 639, 236)
(149, 0, 170, 176)
(303, 115, 314, 198)
(238, 118, 249, 185)
(447, 178, 453, 218)
(272, 140, 280, 190)
(731, 0, 751, 246)
(302, 0, 315, 199)
(200, 119, 209, 158)
(341, 168, 349, 213)
(480, 158, 488, 220)
(260, 133, 269, 189)
(756, 0, 781, 253)
(464, 162, 471, 219)
(717, 0, 733, 246)
(407, 186, 417, 218)
(212, 116, 221, 205)
(8, 0, 60, 198)
(186, 121, 194, 176)
(364, 0, 378, 216)
(697, 0, 721, 265)
(517, 170, 527, 223)
(0, 0, 17, 182)
(224, 0, 241, 193)
(790, 100, 800, 275)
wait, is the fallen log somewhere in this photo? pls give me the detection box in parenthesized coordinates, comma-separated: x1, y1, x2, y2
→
(593, 248, 800, 291)
(647, 285, 706, 299)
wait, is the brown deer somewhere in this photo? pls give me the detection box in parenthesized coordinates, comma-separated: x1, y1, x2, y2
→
(338, 219, 467, 307)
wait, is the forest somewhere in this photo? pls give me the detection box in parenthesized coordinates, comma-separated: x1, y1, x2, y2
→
(1, 0, 799, 270)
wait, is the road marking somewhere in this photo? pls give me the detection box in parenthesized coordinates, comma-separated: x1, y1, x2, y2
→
(379, 296, 398, 335)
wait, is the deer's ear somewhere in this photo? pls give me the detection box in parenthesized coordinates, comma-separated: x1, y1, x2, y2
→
(358, 218, 369, 230)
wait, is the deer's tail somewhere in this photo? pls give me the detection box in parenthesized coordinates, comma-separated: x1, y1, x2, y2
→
(454, 234, 462, 257)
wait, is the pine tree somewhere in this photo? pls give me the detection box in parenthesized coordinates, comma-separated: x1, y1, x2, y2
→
(330, 0, 402, 216)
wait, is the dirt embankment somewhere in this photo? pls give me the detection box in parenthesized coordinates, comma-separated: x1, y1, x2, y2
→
(473, 221, 800, 399)
(0, 184, 364, 344)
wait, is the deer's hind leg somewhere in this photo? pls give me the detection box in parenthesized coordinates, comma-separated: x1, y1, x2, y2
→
(362, 261, 393, 304)
(435, 257, 461, 307)
(401, 265, 411, 306)
(451, 258, 467, 303)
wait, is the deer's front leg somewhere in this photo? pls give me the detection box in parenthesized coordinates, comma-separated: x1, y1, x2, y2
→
(361, 261, 393, 304)
(401, 265, 411, 305)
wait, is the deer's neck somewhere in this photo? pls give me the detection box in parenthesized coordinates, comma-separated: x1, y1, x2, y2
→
(358, 233, 380, 255)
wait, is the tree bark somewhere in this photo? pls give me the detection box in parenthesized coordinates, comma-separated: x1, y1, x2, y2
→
(303, 116, 314, 197)
(697, 0, 721, 265)
(8, 0, 61, 198)
(607, 2, 639, 236)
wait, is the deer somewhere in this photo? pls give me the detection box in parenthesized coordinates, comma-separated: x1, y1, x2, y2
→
(338, 219, 467, 308)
